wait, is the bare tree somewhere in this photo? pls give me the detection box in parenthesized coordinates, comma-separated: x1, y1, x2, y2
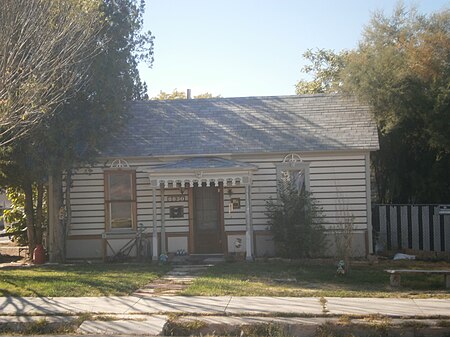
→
(0, 0, 103, 146)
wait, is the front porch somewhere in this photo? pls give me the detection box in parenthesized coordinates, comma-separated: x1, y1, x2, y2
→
(147, 157, 257, 261)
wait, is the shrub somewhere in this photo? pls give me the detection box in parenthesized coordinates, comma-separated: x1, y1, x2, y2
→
(266, 180, 326, 258)
(2, 187, 27, 245)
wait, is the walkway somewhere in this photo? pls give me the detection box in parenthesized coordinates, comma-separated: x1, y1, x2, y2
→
(134, 264, 213, 296)
(1, 296, 450, 317)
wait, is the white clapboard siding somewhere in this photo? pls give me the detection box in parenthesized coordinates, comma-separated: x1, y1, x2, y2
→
(322, 217, 367, 225)
(70, 199, 104, 206)
(71, 181, 104, 189)
(309, 166, 365, 174)
(225, 225, 246, 232)
(311, 192, 367, 199)
(70, 192, 104, 199)
(254, 225, 270, 231)
(72, 210, 104, 218)
(72, 173, 104, 181)
(70, 185, 104, 193)
(310, 185, 366, 193)
(316, 198, 367, 205)
(310, 160, 366, 167)
(320, 203, 367, 211)
(71, 217, 105, 225)
(310, 179, 365, 187)
(321, 210, 367, 217)
(241, 153, 368, 230)
(310, 173, 366, 180)
(67, 152, 369, 239)
(69, 229, 104, 236)
(70, 222, 104, 230)
(71, 204, 104, 211)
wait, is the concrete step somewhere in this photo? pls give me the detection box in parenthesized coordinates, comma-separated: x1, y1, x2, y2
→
(162, 276, 197, 282)
(171, 254, 225, 265)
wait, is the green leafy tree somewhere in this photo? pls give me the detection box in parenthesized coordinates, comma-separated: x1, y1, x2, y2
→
(0, 0, 154, 261)
(193, 92, 221, 99)
(152, 89, 221, 100)
(341, 5, 450, 203)
(0, 139, 49, 254)
(43, 0, 154, 262)
(295, 49, 348, 94)
(266, 181, 326, 258)
(1, 187, 46, 247)
(296, 5, 450, 203)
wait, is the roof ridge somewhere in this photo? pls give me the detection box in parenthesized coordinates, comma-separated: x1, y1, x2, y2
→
(128, 93, 347, 104)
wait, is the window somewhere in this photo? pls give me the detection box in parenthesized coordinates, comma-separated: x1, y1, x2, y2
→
(105, 170, 136, 230)
(276, 162, 310, 193)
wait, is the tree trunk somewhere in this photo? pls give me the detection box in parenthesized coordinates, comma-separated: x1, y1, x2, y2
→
(23, 182, 35, 260)
(35, 182, 44, 245)
(48, 172, 64, 263)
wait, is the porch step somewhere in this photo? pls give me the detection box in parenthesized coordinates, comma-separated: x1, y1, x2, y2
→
(171, 254, 225, 265)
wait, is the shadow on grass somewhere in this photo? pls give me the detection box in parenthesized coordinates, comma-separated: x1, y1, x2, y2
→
(0, 263, 170, 297)
(183, 260, 450, 297)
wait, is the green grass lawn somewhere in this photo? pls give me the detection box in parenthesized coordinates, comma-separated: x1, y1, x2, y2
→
(1, 259, 449, 298)
(0, 263, 170, 297)
(181, 259, 450, 298)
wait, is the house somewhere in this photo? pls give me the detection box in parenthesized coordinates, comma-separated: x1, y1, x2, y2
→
(64, 94, 379, 260)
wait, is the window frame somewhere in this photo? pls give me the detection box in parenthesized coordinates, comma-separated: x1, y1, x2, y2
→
(104, 169, 137, 232)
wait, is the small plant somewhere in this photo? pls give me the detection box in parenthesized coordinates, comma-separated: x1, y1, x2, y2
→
(319, 296, 329, 314)
(314, 322, 343, 337)
(240, 323, 290, 337)
(24, 319, 51, 334)
(332, 199, 355, 275)
(2, 188, 28, 245)
(399, 320, 429, 328)
(163, 319, 206, 336)
(337, 315, 352, 325)
(437, 320, 450, 327)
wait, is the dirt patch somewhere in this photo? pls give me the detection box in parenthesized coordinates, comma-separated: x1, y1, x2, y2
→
(0, 240, 30, 266)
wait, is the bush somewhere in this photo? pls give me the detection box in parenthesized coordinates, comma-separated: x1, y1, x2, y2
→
(266, 180, 326, 258)
(2, 188, 28, 245)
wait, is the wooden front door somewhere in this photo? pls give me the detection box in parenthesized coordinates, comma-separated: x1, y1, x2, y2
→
(193, 186, 223, 254)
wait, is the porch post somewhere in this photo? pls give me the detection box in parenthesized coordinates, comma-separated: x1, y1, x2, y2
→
(152, 188, 158, 260)
(245, 184, 254, 261)
(160, 186, 166, 254)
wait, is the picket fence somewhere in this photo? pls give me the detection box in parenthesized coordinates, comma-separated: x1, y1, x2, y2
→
(372, 204, 450, 253)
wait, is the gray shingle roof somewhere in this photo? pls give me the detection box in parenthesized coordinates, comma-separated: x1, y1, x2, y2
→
(101, 94, 379, 158)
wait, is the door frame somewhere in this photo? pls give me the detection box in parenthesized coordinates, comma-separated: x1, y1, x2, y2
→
(188, 183, 226, 254)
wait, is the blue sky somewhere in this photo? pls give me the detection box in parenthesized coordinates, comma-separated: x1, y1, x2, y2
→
(139, 0, 449, 98)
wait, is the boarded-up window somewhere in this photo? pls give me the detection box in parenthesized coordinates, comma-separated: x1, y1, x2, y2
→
(276, 161, 309, 193)
(280, 169, 306, 193)
(105, 170, 136, 230)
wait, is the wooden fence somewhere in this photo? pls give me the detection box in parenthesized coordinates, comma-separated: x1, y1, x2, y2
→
(372, 204, 450, 253)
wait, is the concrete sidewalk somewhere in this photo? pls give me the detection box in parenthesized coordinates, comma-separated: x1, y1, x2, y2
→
(1, 296, 450, 317)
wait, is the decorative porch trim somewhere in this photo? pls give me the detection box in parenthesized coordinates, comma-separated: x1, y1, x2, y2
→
(148, 171, 252, 188)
